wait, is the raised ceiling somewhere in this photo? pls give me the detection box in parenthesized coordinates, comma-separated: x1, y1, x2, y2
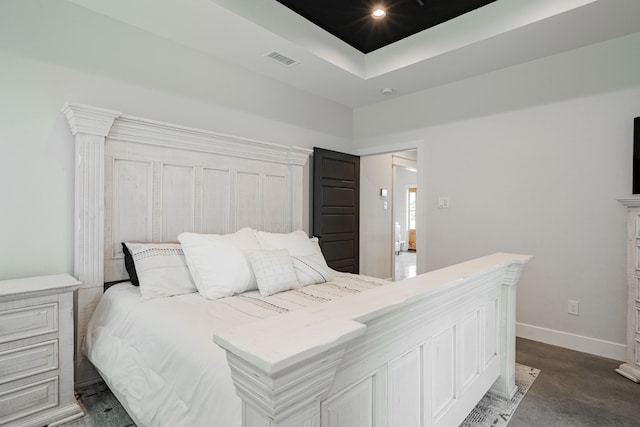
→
(66, 0, 640, 108)
(274, 0, 498, 53)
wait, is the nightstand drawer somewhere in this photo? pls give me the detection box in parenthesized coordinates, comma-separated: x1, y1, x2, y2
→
(0, 303, 58, 344)
(0, 377, 58, 426)
(0, 340, 58, 385)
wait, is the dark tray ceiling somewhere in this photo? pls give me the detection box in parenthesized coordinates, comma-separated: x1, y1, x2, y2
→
(275, 0, 498, 53)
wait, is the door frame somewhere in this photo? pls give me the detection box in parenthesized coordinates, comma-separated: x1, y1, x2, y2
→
(353, 141, 425, 276)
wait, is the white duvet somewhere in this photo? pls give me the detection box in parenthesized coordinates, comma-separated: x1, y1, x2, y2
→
(84, 273, 388, 427)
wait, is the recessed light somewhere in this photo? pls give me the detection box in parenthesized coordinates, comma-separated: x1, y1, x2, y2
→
(372, 8, 386, 18)
(381, 87, 394, 95)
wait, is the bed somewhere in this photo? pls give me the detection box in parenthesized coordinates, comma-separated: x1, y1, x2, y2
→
(85, 271, 388, 426)
(63, 103, 531, 427)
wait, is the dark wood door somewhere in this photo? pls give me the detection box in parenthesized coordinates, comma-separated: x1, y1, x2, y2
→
(313, 147, 360, 273)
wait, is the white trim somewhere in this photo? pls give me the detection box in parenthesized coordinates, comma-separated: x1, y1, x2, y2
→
(352, 139, 423, 157)
(516, 322, 626, 361)
(392, 154, 417, 170)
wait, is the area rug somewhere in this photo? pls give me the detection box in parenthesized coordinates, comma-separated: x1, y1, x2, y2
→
(65, 364, 539, 426)
(461, 363, 540, 426)
(62, 381, 134, 427)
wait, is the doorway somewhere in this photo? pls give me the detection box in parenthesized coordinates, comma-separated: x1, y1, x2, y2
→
(392, 152, 417, 281)
(356, 146, 421, 281)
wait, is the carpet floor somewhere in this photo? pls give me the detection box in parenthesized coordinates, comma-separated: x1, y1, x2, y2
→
(64, 364, 537, 426)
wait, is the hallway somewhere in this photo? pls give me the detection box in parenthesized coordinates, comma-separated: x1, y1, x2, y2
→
(394, 250, 416, 281)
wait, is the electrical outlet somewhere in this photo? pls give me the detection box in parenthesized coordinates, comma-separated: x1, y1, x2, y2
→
(438, 197, 450, 209)
(568, 300, 579, 316)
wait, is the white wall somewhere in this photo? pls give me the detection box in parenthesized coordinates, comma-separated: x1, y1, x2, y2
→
(353, 33, 640, 359)
(0, 0, 352, 280)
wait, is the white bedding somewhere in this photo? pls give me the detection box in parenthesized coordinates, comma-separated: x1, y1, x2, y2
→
(84, 273, 388, 427)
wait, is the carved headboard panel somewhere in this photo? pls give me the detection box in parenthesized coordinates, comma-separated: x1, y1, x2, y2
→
(104, 116, 309, 282)
(63, 103, 311, 384)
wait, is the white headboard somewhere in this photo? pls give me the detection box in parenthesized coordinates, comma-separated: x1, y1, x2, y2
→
(63, 103, 311, 384)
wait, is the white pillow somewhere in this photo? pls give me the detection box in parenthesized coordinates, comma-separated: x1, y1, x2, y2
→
(291, 252, 334, 286)
(245, 249, 299, 297)
(123, 242, 197, 301)
(309, 236, 322, 254)
(256, 230, 335, 285)
(256, 230, 318, 256)
(178, 228, 260, 299)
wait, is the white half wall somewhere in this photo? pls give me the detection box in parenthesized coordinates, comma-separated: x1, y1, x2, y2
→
(0, 0, 352, 281)
(353, 33, 640, 359)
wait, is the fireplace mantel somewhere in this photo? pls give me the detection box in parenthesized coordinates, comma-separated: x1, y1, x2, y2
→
(618, 196, 640, 208)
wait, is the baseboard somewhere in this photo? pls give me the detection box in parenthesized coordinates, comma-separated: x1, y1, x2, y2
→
(516, 322, 626, 361)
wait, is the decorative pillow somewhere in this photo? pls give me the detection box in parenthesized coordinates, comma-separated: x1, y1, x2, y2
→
(245, 249, 299, 297)
(122, 242, 140, 286)
(178, 228, 261, 299)
(256, 230, 318, 256)
(292, 252, 334, 286)
(256, 230, 334, 285)
(122, 242, 197, 301)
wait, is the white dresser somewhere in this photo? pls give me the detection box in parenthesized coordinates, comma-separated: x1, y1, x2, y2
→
(0, 274, 84, 426)
(617, 197, 640, 382)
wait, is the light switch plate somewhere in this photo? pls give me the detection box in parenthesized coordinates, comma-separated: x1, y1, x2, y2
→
(438, 197, 450, 209)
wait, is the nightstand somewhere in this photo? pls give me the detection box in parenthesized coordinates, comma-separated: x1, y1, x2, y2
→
(0, 274, 84, 426)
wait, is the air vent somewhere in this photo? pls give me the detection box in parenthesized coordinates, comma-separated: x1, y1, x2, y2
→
(265, 51, 298, 67)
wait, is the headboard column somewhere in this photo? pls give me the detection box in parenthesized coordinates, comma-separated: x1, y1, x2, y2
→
(63, 103, 121, 287)
(63, 103, 121, 385)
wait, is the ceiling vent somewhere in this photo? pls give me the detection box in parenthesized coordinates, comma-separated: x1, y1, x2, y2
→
(265, 51, 298, 67)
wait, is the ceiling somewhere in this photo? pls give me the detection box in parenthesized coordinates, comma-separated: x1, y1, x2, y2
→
(274, 0, 498, 54)
(67, 0, 640, 108)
